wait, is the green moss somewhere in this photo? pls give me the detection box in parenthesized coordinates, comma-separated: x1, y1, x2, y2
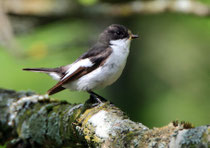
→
(13, 96, 85, 147)
(0, 89, 36, 145)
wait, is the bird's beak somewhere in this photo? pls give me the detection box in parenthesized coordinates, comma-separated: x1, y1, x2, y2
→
(128, 30, 139, 40)
(131, 34, 139, 39)
(129, 34, 139, 40)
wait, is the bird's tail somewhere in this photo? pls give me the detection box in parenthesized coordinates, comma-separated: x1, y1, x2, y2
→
(23, 67, 62, 81)
(23, 68, 57, 73)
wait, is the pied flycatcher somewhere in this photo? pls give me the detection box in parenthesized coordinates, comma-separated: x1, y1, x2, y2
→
(23, 24, 138, 99)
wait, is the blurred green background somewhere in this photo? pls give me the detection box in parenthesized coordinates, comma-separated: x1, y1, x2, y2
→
(0, 0, 209, 131)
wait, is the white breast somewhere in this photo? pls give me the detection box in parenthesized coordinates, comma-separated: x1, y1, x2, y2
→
(64, 38, 131, 91)
(109, 38, 131, 67)
(101, 38, 131, 86)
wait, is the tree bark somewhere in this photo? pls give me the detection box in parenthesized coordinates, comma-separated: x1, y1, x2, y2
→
(0, 88, 209, 148)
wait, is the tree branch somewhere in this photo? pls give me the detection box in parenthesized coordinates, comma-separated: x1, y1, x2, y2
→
(97, 0, 210, 17)
(2, 0, 210, 17)
(0, 88, 209, 147)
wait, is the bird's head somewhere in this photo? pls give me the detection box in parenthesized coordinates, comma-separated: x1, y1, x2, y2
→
(99, 24, 138, 45)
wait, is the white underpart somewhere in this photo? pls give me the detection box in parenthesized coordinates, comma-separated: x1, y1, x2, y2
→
(63, 38, 131, 91)
(28, 70, 61, 81)
(88, 110, 111, 138)
(62, 59, 93, 80)
(49, 72, 61, 81)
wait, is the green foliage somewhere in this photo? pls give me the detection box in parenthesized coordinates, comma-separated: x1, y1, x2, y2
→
(199, 0, 210, 5)
(79, 0, 98, 6)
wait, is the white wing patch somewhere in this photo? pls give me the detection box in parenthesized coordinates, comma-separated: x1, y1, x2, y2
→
(62, 59, 93, 80)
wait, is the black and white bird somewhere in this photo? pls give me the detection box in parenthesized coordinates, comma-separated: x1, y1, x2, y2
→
(23, 24, 138, 100)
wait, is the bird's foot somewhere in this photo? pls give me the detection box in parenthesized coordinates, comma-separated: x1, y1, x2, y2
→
(86, 91, 108, 107)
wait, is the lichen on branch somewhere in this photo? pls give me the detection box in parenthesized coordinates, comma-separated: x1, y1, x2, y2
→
(0, 88, 209, 148)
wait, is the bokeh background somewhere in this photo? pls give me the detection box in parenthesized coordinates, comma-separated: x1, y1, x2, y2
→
(0, 0, 209, 130)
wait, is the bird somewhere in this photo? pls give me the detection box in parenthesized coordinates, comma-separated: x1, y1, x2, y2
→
(23, 24, 138, 101)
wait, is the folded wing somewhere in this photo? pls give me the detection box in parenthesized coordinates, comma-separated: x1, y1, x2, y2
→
(48, 47, 112, 95)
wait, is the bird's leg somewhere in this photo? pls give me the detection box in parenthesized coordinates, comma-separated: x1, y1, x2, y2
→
(87, 90, 107, 103)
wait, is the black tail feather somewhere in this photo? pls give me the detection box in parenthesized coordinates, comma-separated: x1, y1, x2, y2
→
(23, 68, 59, 73)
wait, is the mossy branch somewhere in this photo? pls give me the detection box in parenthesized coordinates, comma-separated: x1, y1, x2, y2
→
(0, 88, 209, 148)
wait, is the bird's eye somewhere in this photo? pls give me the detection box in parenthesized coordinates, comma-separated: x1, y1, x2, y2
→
(115, 31, 121, 36)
